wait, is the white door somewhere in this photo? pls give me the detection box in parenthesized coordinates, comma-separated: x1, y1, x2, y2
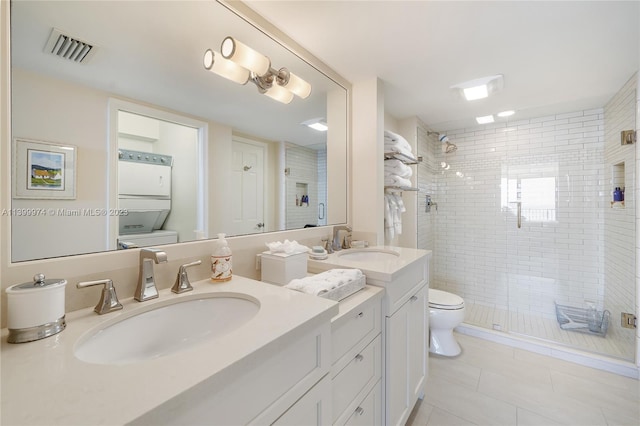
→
(231, 140, 265, 235)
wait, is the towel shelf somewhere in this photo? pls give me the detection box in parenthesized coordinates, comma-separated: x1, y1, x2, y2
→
(385, 186, 419, 192)
(384, 152, 420, 164)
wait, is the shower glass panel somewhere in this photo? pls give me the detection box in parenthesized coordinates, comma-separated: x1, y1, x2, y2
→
(505, 105, 636, 361)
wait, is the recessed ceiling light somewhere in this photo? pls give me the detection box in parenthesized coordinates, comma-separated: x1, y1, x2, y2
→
(497, 110, 515, 117)
(302, 118, 328, 131)
(451, 74, 504, 101)
(463, 85, 488, 101)
(476, 115, 495, 124)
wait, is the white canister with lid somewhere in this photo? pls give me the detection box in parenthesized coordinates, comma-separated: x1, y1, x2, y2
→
(5, 273, 67, 343)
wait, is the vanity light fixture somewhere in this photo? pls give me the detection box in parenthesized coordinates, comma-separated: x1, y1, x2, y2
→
(302, 118, 328, 131)
(205, 36, 312, 104)
(451, 74, 504, 101)
(203, 49, 250, 85)
(476, 115, 495, 124)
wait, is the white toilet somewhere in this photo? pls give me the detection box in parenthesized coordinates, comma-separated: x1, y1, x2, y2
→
(429, 289, 466, 356)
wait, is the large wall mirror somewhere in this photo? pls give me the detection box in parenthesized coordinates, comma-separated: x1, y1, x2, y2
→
(9, 0, 348, 262)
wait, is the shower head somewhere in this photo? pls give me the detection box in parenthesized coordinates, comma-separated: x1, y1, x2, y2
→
(443, 142, 458, 153)
(439, 134, 458, 153)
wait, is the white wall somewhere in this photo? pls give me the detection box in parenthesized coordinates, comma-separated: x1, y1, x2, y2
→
(11, 70, 111, 261)
(352, 78, 384, 244)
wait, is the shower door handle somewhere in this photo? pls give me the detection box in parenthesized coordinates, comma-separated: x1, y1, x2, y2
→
(509, 201, 522, 229)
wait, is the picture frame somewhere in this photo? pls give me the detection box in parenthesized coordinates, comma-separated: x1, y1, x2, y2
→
(13, 138, 77, 199)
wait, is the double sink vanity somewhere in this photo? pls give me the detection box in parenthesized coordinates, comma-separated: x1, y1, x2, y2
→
(1, 246, 430, 425)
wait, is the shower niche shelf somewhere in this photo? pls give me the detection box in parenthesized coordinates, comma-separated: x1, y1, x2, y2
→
(610, 162, 625, 208)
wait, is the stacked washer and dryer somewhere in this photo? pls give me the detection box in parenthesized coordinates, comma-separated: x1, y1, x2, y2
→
(117, 149, 178, 249)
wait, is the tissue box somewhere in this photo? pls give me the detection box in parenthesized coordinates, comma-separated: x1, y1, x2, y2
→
(261, 251, 308, 286)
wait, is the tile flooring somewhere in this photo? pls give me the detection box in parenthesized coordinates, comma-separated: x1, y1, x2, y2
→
(464, 302, 635, 361)
(407, 332, 640, 426)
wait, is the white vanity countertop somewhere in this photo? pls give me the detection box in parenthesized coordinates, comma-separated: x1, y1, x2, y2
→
(0, 276, 338, 426)
(308, 245, 432, 282)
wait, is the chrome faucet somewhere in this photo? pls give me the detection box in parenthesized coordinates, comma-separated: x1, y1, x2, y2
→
(135, 248, 168, 302)
(332, 225, 352, 251)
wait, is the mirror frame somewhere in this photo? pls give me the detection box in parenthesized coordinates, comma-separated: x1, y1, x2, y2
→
(0, 0, 352, 290)
(1, 0, 351, 265)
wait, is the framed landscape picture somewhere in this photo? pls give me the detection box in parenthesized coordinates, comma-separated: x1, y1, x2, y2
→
(13, 138, 77, 199)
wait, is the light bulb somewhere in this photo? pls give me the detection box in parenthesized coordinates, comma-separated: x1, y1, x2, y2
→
(263, 83, 293, 104)
(203, 49, 249, 85)
(279, 69, 311, 98)
(221, 37, 271, 76)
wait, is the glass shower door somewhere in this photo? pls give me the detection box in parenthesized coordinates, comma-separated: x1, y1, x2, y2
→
(504, 118, 636, 361)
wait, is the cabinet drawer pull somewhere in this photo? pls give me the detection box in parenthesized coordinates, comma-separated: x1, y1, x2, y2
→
(357, 311, 364, 318)
(355, 353, 364, 362)
(355, 406, 364, 416)
(410, 295, 418, 302)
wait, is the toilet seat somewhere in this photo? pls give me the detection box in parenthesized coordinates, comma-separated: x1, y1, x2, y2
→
(429, 289, 464, 310)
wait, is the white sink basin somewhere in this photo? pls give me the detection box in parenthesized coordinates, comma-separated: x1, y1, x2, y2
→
(74, 295, 260, 365)
(337, 248, 400, 262)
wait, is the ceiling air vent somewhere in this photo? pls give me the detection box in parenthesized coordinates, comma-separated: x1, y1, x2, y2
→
(44, 28, 96, 63)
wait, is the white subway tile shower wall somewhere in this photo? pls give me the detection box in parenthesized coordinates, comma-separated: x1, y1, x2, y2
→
(433, 110, 614, 343)
(604, 74, 637, 358)
(285, 145, 321, 229)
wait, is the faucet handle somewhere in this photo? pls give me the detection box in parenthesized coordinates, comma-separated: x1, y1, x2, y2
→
(322, 238, 334, 254)
(171, 260, 202, 294)
(77, 279, 123, 315)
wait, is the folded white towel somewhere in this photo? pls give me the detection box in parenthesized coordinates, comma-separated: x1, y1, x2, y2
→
(384, 130, 407, 143)
(384, 130, 412, 149)
(384, 159, 413, 178)
(384, 174, 412, 188)
(285, 269, 363, 296)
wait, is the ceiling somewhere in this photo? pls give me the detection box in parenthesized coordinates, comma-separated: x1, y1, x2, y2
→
(246, 0, 639, 131)
(11, 1, 344, 148)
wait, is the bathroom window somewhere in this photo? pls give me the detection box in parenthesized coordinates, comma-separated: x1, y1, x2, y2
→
(502, 165, 558, 223)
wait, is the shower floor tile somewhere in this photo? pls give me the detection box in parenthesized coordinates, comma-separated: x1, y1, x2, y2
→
(463, 302, 634, 361)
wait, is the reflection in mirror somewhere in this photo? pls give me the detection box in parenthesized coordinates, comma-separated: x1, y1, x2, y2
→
(10, 0, 347, 262)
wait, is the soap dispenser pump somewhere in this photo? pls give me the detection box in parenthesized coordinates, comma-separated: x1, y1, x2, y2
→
(211, 233, 233, 282)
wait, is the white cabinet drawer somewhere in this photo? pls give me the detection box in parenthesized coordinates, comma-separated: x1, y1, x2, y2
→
(344, 380, 382, 426)
(332, 335, 382, 422)
(332, 298, 381, 364)
(272, 375, 332, 426)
